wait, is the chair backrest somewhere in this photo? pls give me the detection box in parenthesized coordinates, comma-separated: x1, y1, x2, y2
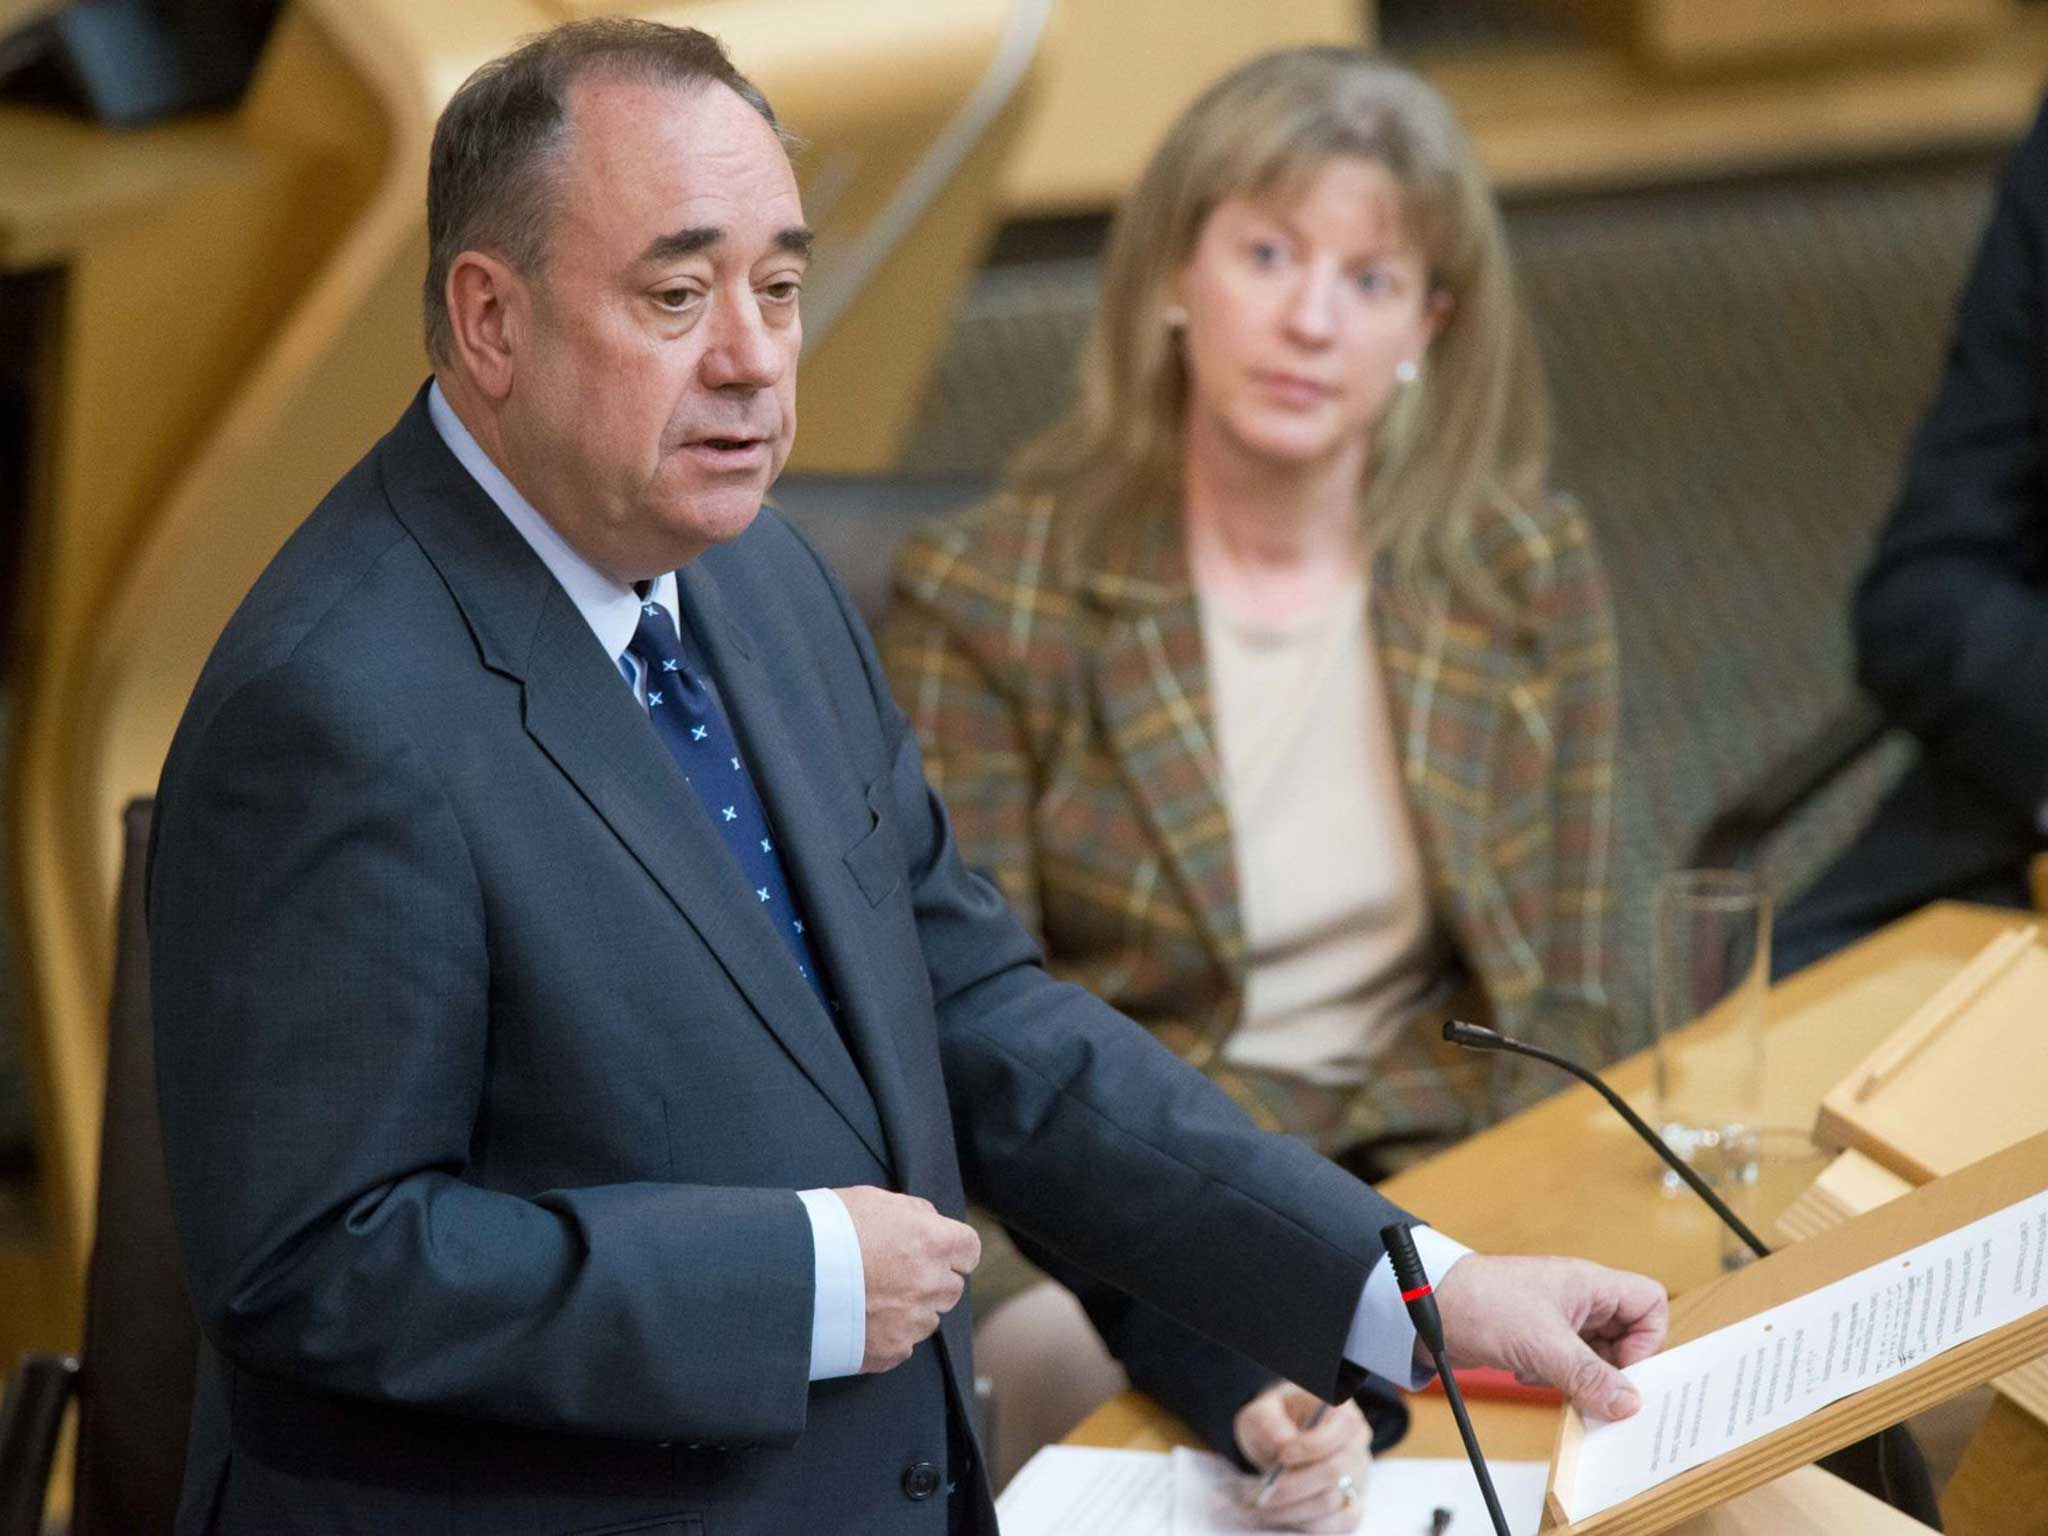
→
(769, 473, 989, 626)
(69, 798, 194, 1536)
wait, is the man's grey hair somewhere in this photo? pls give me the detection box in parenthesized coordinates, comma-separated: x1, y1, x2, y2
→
(422, 18, 790, 367)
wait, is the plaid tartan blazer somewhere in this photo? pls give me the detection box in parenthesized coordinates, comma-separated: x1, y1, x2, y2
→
(879, 489, 1621, 1145)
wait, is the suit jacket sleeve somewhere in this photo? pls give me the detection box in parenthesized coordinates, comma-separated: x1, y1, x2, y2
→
(1855, 100, 2048, 820)
(880, 530, 1429, 1432)
(833, 539, 1419, 1405)
(1010, 1232, 1411, 1463)
(150, 654, 818, 1447)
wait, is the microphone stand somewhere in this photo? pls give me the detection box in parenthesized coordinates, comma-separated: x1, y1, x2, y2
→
(1442, 1019, 1944, 1527)
(1442, 1020, 1770, 1259)
(1382, 1224, 1511, 1536)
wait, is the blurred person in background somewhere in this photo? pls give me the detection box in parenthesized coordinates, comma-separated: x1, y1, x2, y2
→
(1775, 99, 2048, 977)
(881, 48, 1622, 1506)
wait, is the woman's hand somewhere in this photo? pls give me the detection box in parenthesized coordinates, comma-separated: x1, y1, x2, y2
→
(1232, 1382, 1371, 1531)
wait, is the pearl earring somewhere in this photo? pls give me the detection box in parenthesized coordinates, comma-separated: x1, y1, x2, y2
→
(1395, 358, 1420, 385)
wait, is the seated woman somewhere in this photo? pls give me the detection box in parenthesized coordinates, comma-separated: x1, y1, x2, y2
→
(881, 47, 1620, 1516)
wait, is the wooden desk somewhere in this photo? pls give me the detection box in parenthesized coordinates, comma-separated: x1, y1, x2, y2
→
(1376, 900, 2023, 1286)
(1067, 900, 2036, 1530)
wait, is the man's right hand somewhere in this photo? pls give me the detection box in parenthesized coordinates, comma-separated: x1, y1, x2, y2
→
(1432, 1254, 1668, 1421)
(836, 1186, 982, 1373)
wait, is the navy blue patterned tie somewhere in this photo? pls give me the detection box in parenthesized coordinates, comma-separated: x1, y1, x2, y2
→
(626, 600, 836, 1013)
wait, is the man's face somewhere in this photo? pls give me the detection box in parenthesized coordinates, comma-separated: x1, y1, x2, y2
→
(497, 75, 808, 583)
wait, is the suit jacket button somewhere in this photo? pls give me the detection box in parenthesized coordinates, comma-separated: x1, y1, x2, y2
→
(902, 1461, 942, 1500)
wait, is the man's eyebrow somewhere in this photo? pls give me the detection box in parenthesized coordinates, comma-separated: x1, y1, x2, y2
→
(639, 226, 722, 265)
(635, 225, 815, 265)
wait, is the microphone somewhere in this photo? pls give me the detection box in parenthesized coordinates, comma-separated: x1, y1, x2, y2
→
(1382, 1223, 1511, 1536)
(1441, 1020, 1941, 1523)
(1441, 1019, 1769, 1260)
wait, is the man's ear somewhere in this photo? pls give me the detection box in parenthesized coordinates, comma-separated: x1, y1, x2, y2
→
(446, 251, 525, 401)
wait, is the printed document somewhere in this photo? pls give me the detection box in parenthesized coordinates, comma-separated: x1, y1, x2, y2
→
(1562, 1185, 2048, 1519)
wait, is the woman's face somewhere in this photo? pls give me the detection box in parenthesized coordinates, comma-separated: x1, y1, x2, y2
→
(1172, 156, 1441, 475)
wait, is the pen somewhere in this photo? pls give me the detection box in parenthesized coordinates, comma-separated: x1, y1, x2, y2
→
(1250, 1402, 1329, 1507)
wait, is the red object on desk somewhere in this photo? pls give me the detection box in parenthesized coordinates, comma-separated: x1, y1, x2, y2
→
(1418, 1368, 1563, 1406)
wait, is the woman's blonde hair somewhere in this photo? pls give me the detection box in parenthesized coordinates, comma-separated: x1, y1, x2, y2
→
(1009, 47, 1548, 623)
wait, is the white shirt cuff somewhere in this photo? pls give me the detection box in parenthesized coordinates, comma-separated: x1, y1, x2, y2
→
(796, 1188, 867, 1380)
(1345, 1226, 1475, 1389)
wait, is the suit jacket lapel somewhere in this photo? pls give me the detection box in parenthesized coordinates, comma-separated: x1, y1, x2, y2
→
(1080, 505, 1244, 981)
(521, 595, 892, 1170)
(678, 564, 978, 1418)
(676, 562, 918, 1183)
(377, 391, 890, 1170)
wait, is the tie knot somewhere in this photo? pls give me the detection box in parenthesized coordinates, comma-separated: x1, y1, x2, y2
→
(628, 601, 686, 674)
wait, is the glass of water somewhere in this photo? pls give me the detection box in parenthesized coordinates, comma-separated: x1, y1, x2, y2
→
(1651, 869, 1768, 1213)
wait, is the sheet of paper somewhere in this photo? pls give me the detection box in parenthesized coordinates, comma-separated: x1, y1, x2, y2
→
(1563, 1185, 2048, 1519)
(995, 1445, 1170, 1535)
(1360, 1459, 1551, 1536)
(1168, 1448, 1282, 1534)
(1171, 1447, 1549, 1535)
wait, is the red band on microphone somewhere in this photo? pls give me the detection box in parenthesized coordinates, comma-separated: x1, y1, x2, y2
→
(1400, 1284, 1433, 1304)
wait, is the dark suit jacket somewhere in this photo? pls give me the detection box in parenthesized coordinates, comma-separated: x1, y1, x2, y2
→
(148, 389, 1412, 1535)
(1778, 98, 2048, 971)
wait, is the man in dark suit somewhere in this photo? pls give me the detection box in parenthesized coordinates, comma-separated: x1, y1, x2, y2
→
(1776, 100, 2048, 976)
(149, 20, 1666, 1534)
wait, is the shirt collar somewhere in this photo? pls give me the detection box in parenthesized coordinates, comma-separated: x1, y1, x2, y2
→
(426, 379, 677, 660)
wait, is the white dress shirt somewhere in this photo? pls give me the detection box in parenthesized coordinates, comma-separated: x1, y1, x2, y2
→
(427, 381, 1469, 1393)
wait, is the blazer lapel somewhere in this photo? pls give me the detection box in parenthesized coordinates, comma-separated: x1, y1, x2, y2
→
(1372, 576, 1506, 834)
(1080, 506, 1244, 981)
(378, 392, 890, 1169)
(1373, 573, 1549, 1007)
(676, 563, 918, 1182)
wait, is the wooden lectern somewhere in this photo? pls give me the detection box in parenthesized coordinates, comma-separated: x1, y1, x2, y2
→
(1780, 927, 2048, 1531)
(1540, 1128, 2048, 1533)
(1812, 924, 2048, 1185)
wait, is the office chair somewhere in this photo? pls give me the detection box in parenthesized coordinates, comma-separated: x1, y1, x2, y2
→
(0, 799, 196, 1536)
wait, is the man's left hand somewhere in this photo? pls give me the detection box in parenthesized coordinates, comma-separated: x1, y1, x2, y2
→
(1232, 1382, 1371, 1532)
(1431, 1254, 1667, 1422)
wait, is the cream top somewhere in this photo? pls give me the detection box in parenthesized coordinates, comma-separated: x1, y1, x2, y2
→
(1201, 578, 1448, 1086)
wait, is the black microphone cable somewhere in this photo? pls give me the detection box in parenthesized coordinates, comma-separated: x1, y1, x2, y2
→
(1442, 1019, 1771, 1260)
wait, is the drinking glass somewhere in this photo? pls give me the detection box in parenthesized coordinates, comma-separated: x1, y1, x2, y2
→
(1713, 1127, 1830, 1272)
(1651, 869, 1768, 1207)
